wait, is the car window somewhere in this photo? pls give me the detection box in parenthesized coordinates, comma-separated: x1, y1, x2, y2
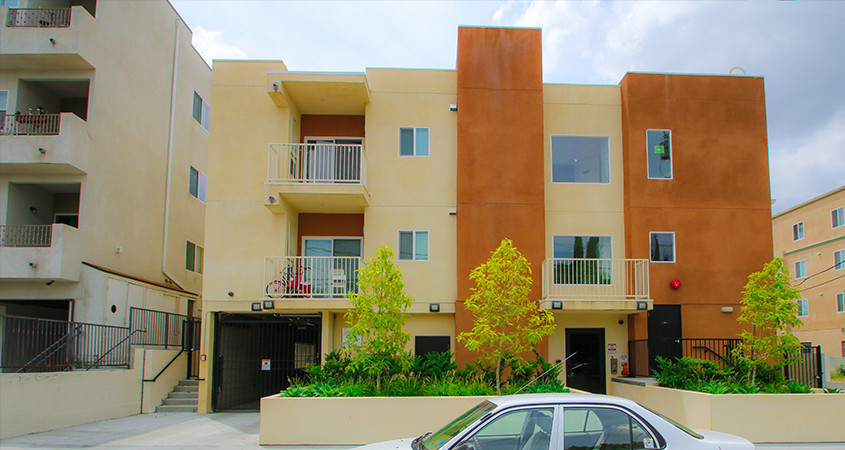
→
(462, 407, 554, 450)
(423, 401, 497, 450)
(563, 407, 656, 450)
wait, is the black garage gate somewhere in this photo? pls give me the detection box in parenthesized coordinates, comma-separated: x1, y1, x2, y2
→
(213, 313, 321, 410)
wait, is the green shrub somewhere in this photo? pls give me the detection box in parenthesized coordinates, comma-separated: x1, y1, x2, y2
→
(652, 356, 815, 395)
(412, 351, 458, 379)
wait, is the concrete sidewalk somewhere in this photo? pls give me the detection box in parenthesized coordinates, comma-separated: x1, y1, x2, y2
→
(0, 411, 842, 449)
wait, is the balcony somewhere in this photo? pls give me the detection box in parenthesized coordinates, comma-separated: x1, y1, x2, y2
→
(267, 72, 370, 114)
(540, 258, 652, 312)
(0, 224, 82, 282)
(266, 143, 369, 213)
(0, 113, 91, 175)
(0, 6, 96, 70)
(263, 256, 362, 309)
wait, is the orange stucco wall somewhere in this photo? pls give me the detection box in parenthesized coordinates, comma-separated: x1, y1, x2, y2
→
(300, 115, 365, 141)
(296, 213, 365, 255)
(620, 73, 773, 340)
(455, 27, 547, 364)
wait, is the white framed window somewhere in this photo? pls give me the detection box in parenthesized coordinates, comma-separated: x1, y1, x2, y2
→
(192, 91, 210, 131)
(398, 230, 429, 261)
(792, 222, 804, 241)
(796, 298, 809, 318)
(646, 129, 672, 179)
(551, 135, 610, 184)
(0, 89, 7, 115)
(833, 207, 844, 229)
(837, 293, 845, 314)
(794, 260, 807, 278)
(649, 232, 675, 263)
(835, 249, 845, 270)
(552, 235, 612, 285)
(189, 166, 207, 202)
(398, 127, 429, 157)
(186, 241, 204, 274)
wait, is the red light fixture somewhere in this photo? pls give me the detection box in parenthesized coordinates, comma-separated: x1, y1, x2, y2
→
(670, 279, 681, 289)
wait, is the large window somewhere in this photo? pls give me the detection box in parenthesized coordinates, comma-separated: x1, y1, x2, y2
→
(792, 222, 804, 241)
(551, 136, 610, 184)
(192, 91, 210, 131)
(837, 293, 844, 314)
(553, 235, 612, 284)
(797, 298, 809, 318)
(794, 260, 807, 278)
(834, 207, 845, 229)
(398, 230, 429, 261)
(399, 127, 429, 156)
(186, 241, 204, 274)
(646, 129, 672, 179)
(649, 232, 675, 263)
(189, 166, 207, 202)
(835, 250, 845, 270)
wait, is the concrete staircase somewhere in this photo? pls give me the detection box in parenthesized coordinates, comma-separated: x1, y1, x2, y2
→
(156, 379, 198, 413)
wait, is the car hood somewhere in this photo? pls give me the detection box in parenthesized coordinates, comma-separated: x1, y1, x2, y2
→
(354, 437, 415, 450)
(694, 429, 755, 449)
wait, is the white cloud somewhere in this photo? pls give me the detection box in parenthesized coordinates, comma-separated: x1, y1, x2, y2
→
(190, 26, 247, 65)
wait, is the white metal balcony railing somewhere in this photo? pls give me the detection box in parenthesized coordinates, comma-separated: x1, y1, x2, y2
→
(7, 8, 72, 27)
(542, 258, 650, 301)
(268, 143, 366, 184)
(0, 224, 52, 247)
(0, 114, 61, 136)
(264, 256, 362, 299)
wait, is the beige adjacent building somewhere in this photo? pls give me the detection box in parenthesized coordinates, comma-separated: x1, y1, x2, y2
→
(773, 185, 845, 357)
(0, 0, 210, 328)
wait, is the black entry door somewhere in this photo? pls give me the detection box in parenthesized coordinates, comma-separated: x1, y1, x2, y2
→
(213, 313, 321, 410)
(648, 305, 682, 372)
(565, 328, 606, 394)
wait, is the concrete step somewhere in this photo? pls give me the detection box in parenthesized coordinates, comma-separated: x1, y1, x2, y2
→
(178, 379, 199, 387)
(156, 404, 197, 413)
(162, 398, 197, 406)
(173, 385, 198, 393)
(167, 391, 198, 399)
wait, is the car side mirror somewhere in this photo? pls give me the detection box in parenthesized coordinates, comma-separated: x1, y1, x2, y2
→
(452, 441, 475, 450)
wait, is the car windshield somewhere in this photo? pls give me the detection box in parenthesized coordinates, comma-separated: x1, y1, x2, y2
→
(421, 400, 497, 450)
(640, 404, 703, 440)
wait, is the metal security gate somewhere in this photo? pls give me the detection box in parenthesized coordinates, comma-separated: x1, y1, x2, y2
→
(213, 313, 321, 410)
(785, 344, 822, 388)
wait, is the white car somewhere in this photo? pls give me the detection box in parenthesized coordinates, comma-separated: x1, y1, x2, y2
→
(355, 393, 754, 450)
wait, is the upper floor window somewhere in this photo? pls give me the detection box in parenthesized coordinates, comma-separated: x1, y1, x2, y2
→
(189, 166, 207, 202)
(792, 222, 804, 241)
(647, 129, 672, 179)
(837, 293, 845, 314)
(192, 91, 210, 131)
(551, 135, 610, 184)
(398, 230, 429, 261)
(0, 90, 7, 116)
(832, 207, 844, 229)
(399, 127, 429, 157)
(835, 249, 845, 271)
(796, 298, 809, 318)
(650, 232, 675, 263)
(186, 241, 204, 274)
(794, 260, 807, 278)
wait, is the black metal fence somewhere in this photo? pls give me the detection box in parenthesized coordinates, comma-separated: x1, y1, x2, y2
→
(0, 314, 133, 372)
(627, 338, 741, 377)
(785, 344, 823, 388)
(129, 307, 201, 378)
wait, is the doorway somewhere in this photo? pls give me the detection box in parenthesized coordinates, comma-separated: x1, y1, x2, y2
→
(648, 305, 682, 372)
(565, 328, 606, 394)
(303, 237, 362, 297)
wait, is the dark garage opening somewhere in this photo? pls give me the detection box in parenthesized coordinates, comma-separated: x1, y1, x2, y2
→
(213, 313, 321, 411)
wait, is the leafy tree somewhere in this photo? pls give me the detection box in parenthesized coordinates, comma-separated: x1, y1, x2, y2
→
(344, 245, 414, 389)
(457, 239, 556, 394)
(735, 257, 803, 385)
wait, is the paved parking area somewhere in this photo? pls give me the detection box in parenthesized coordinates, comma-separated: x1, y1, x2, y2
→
(1, 412, 842, 449)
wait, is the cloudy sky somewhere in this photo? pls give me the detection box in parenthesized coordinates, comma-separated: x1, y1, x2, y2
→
(170, 0, 844, 214)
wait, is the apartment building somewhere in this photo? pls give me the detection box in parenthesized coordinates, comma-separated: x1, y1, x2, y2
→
(199, 26, 773, 412)
(773, 186, 845, 357)
(0, 1, 210, 330)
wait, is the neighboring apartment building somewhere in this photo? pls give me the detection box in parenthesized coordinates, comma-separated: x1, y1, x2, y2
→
(773, 186, 845, 357)
(0, 0, 210, 332)
(199, 27, 773, 412)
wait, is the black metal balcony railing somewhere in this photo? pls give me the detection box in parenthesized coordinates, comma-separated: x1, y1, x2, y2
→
(7, 8, 71, 27)
(0, 224, 52, 247)
(0, 314, 134, 373)
(0, 113, 61, 136)
(128, 307, 199, 349)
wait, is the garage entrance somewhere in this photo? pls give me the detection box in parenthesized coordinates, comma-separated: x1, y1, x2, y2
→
(213, 313, 321, 410)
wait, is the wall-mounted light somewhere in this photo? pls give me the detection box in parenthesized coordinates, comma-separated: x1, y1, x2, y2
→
(720, 306, 734, 313)
(272, 83, 279, 91)
(449, 104, 457, 111)
(263, 300, 275, 310)
(38, 147, 46, 154)
(637, 301, 648, 311)
(448, 208, 457, 216)
(429, 303, 440, 313)
(268, 195, 277, 204)
(227, 291, 234, 297)
(45, 280, 55, 286)
(29, 207, 37, 215)
(251, 302, 262, 312)
(29, 262, 38, 269)
(551, 301, 563, 310)
(49, 38, 56, 45)
(115, 246, 122, 254)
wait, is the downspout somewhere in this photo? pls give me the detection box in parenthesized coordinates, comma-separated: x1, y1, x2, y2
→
(161, 18, 185, 291)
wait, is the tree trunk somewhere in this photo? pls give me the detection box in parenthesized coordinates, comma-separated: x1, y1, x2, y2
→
(495, 352, 502, 395)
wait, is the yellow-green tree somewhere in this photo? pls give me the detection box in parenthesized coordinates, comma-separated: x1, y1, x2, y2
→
(735, 257, 803, 385)
(457, 239, 556, 394)
(344, 245, 413, 389)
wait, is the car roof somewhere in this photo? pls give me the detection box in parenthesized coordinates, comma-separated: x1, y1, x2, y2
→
(489, 393, 641, 409)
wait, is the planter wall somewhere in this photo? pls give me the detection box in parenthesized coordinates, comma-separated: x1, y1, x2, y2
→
(260, 395, 490, 445)
(612, 380, 845, 443)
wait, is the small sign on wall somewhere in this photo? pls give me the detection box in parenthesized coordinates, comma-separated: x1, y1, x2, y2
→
(261, 359, 271, 371)
(619, 353, 628, 363)
(607, 343, 617, 354)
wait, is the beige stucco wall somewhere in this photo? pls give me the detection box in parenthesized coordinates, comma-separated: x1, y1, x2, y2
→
(140, 348, 188, 413)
